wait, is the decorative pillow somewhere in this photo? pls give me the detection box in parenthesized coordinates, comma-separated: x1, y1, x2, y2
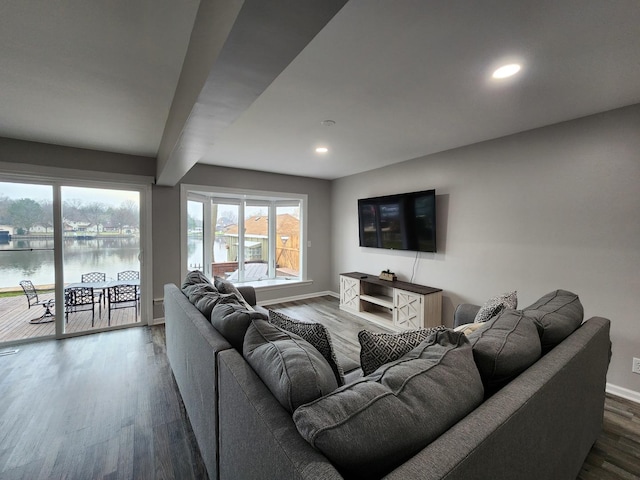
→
(453, 322, 486, 336)
(293, 330, 484, 478)
(467, 309, 541, 393)
(214, 276, 253, 310)
(269, 310, 344, 386)
(181, 270, 212, 289)
(522, 289, 584, 353)
(358, 326, 447, 376)
(473, 291, 518, 323)
(243, 320, 338, 413)
(211, 302, 268, 352)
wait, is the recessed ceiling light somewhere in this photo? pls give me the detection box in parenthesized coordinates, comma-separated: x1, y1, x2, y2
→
(321, 120, 336, 127)
(492, 63, 521, 79)
(315, 147, 328, 154)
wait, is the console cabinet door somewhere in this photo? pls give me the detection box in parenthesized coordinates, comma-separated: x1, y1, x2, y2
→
(393, 290, 423, 329)
(340, 276, 360, 311)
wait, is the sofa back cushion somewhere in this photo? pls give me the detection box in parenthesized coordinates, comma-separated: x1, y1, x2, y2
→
(181, 270, 211, 289)
(293, 330, 484, 478)
(467, 310, 541, 393)
(244, 320, 338, 413)
(522, 289, 584, 353)
(211, 303, 267, 352)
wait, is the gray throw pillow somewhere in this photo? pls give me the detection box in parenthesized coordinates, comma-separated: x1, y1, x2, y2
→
(467, 309, 541, 393)
(358, 326, 447, 376)
(244, 320, 338, 413)
(181, 270, 212, 289)
(193, 291, 241, 319)
(473, 291, 518, 323)
(522, 289, 584, 353)
(181, 283, 217, 303)
(269, 310, 344, 386)
(294, 330, 484, 478)
(211, 302, 267, 352)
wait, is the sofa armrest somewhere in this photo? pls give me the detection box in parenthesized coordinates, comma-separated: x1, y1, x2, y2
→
(237, 285, 257, 306)
(453, 303, 481, 328)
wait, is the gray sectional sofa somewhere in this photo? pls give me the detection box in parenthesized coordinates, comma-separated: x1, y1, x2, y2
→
(164, 280, 611, 480)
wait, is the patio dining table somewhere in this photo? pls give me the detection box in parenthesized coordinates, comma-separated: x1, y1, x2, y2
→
(64, 279, 140, 308)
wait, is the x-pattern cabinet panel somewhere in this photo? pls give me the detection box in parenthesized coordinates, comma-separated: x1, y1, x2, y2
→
(339, 272, 442, 330)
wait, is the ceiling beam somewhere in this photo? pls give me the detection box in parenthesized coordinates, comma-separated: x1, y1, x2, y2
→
(155, 0, 348, 186)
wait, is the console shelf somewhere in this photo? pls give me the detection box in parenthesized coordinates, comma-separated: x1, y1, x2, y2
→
(339, 272, 442, 331)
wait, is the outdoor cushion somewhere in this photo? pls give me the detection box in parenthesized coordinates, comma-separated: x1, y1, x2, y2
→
(293, 330, 484, 478)
(474, 291, 518, 323)
(522, 289, 584, 353)
(269, 309, 345, 386)
(243, 320, 338, 413)
(467, 309, 541, 393)
(211, 302, 267, 352)
(358, 326, 447, 376)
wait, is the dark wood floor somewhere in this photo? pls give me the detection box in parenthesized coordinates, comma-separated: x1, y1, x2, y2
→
(0, 326, 206, 480)
(0, 295, 638, 480)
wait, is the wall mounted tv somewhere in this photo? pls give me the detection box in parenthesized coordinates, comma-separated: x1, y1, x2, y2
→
(358, 189, 436, 253)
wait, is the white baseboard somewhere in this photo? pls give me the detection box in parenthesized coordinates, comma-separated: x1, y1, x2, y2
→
(606, 383, 640, 404)
(259, 290, 337, 306)
(150, 317, 165, 325)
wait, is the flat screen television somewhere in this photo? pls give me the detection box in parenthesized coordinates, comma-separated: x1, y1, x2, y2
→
(358, 189, 436, 252)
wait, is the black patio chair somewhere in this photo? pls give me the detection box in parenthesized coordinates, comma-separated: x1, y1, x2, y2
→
(19, 280, 50, 308)
(81, 271, 106, 305)
(107, 284, 138, 325)
(64, 286, 99, 326)
(117, 270, 139, 281)
(20, 280, 55, 324)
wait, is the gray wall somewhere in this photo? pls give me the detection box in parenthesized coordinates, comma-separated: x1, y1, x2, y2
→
(152, 163, 333, 316)
(331, 104, 640, 394)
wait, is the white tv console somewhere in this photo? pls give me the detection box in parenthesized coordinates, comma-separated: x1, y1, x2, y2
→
(339, 272, 442, 331)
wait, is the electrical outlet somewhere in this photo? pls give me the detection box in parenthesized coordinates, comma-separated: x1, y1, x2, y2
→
(633, 358, 640, 375)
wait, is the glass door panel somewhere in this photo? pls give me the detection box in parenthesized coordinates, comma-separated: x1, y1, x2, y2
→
(242, 204, 269, 281)
(61, 186, 141, 333)
(187, 200, 204, 272)
(276, 204, 301, 279)
(0, 181, 56, 343)
(211, 202, 240, 280)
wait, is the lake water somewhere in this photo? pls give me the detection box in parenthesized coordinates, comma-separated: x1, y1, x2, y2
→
(0, 237, 227, 289)
(0, 238, 141, 288)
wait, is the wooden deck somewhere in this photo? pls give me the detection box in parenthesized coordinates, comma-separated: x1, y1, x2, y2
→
(0, 293, 140, 343)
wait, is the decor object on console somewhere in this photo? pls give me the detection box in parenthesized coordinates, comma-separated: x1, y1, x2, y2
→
(378, 269, 397, 281)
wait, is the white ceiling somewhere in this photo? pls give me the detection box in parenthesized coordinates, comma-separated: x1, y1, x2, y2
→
(1, 0, 639, 182)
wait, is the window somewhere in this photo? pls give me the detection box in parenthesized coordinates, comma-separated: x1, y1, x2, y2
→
(182, 186, 306, 285)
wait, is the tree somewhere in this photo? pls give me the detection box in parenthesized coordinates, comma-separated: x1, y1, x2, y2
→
(8, 198, 43, 234)
(111, 201, 139, 233)
(39, 200, 54, 232)
(0, 195, 11, 224)
(79, 202, 107, 231)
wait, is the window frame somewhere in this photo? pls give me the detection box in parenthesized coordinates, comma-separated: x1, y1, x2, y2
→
(180, 184, 308, 288)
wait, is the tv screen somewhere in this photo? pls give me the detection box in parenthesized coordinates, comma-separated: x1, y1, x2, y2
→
(358, 190, 436, 252)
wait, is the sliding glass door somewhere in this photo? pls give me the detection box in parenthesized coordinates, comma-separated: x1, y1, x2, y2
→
(0, 175, 149, 347)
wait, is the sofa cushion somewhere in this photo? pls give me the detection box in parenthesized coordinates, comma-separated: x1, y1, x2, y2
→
(211, 302, 267, 352)
(214, 276, 253, 310)
(522, 289, 584, 353)
(181, 270, 211, 289)
(358, 326, 447, 376)
(474, 291, 518, 323)
(193, 291, 242, 319)
(293, 330, 484, 478)
(268, 310, 345, 386)
(467, 309, 541, 393)
(244, 320, 339, 413)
